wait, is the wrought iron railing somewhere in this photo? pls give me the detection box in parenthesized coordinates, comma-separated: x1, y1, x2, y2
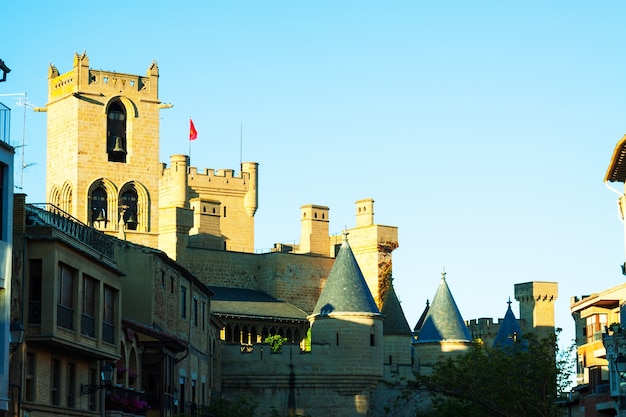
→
(57, 304, 74, 330)
(103, 322, 115, 344)
(81, 314, 95, 337)
(26, 203, 114, 259)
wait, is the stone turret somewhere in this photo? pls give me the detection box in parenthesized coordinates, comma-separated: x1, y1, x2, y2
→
(299, 204, 330, 256)
(492, 299, 524, 348)
(308, 233, 383, 379)
(380, 284, 413, 382)
(414, 272, 471, 374)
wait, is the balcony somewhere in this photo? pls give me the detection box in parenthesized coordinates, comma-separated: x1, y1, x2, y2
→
(0, 102, 9, 144)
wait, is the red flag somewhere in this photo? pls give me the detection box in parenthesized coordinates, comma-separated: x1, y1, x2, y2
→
(189, 119, 198, 141)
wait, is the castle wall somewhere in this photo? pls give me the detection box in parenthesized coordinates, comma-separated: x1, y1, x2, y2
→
(413, 341, 470, 376)
(383, 335, 414, 384)
(180, 249, 333, 314)
(221, 342, 382, 417)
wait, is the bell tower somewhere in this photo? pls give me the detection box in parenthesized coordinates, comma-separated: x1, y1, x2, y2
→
(45, 52, 164, 247)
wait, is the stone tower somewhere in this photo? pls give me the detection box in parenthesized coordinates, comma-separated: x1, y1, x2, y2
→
(45, 52, 163, 248)
(44, 53, 259, 255)
(514, 281, 558, 341)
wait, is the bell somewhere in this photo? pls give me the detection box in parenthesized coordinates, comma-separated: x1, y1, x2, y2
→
(112, 136, 125, 153)
(126, 211, 137, 225)
(94, 209, 106, 222)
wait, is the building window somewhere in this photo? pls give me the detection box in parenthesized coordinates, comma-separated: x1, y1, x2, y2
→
(67, 362, 76, 408)
(202, 301, 206, 331)
(88, 367, 97, 411)
(192, 379, 196, 404)
(170, 277, 175, 294)
(0, 163, 4, 239)
(91, 186, 108, 226)
(58, 263, 75, 330)
(586, 314, 607, 343)
(51, 359, 61, 405)
(28, 259, 42, 324)
(103, 285, 115, 344)
(107, 101, 127, 163)
(193, 297, 198, 326)
(120, 188, 138, 230)
(82, 275, 96, 337)
(370, 333, 375, 347)
(25, 352, 35, 402)
(181, 286, 187, 319)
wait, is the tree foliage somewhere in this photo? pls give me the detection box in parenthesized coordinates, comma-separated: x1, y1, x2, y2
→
(264, 334, 288, 352)
(417, 330, 573, 417)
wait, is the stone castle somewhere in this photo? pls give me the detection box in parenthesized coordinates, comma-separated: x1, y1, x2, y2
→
(15, 52, 558, 417)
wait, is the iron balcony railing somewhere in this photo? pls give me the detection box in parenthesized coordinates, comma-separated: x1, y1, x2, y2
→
(26, 203, 114, 259)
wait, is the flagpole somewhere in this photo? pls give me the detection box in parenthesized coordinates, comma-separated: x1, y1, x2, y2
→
(240, 122, 243, 166)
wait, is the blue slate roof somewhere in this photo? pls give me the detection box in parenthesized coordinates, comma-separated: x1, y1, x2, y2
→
(381, 284, 412, 336)
(416, 272, 471, 343)
(208, 286, 309, 321)
(311, 234, 380, 316)
(492, 299, 523, 348)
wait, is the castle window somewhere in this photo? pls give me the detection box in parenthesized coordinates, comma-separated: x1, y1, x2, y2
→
(107, 101, 127, 163)
(370, 334, 375, 347)
(223, 206, 227, 217)
(121, 188, 138, 231)
(91, 186, 107, 226)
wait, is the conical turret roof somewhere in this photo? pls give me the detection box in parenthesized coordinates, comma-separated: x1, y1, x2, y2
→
(413, 299, 430, 333)
(311, 233, 380, 316)
(492, 299, 523, 348)
(380, 284, 412, 336)
(416, 271, 471, 343)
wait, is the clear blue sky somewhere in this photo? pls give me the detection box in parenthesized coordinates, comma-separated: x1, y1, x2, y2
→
(3, 2, 626, 351)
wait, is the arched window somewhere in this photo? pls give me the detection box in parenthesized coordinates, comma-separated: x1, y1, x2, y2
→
(120, 188, 138, 231)
(91, 186, 107, 225)
(107, 101, 127, 163)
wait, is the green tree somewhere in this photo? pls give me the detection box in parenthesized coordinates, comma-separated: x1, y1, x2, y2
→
(417, 330, 573, 417)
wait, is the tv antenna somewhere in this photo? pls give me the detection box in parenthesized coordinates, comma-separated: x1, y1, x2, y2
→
(0, 93, 42, 189)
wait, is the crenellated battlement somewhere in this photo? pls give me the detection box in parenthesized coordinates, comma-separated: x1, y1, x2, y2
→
(48, 51, 159, 103)
(188, 166, 252, 191)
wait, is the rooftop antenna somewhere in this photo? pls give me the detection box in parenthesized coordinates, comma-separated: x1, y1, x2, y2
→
(0, 93, 41, 189)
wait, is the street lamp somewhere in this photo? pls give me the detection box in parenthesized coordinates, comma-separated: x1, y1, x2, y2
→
(80, 364, 114, 395)
(9, 319, 25, 353)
